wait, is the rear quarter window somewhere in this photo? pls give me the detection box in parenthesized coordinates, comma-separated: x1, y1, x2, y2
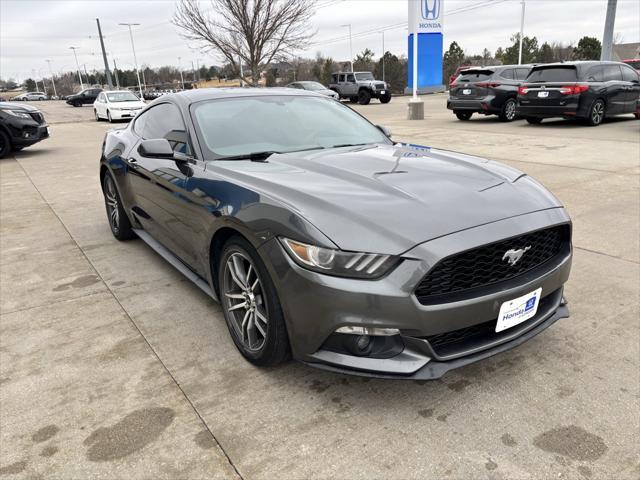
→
(527, 67, 577, 83)
(621, 65, 639, 82)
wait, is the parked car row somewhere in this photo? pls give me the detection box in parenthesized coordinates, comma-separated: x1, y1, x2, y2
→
(285, 71, 392, 105)
(448, 60, 640, 126)
(11, 92, 49, 101)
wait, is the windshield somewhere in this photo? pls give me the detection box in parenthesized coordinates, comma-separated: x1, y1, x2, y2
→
(300, 82, 326, 91)
(107, 92, 140, 102)
(526, 67, 577, 83)
(355, 73, 375, 81)
(192, 95, 388, 159)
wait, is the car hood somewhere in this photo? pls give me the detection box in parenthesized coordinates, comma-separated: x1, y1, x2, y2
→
(210, 143, 563, 254)
(0, 101, 39, 112)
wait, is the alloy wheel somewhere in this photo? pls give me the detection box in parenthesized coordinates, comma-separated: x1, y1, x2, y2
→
(505, 100, 516, 120)
(104, 176, 120, 233)
(591, 101, 604, 125)
(223, 252, 269, 352)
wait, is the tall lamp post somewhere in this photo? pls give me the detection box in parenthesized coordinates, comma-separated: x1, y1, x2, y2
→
(177, 57, 185, 89)
(118, 23, 143, 97)
(518, 0, 526, 65)
(341, 24, 353, 72)
(45, 60, 58, 98)
(69, 46, 85, 90)
(381, 31, 386, 82)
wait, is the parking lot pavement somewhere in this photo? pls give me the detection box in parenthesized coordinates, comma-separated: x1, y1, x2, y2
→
(1, 98, 638, 479)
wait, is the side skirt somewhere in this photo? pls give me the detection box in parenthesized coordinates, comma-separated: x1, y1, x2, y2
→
(133, 228, 218, 302)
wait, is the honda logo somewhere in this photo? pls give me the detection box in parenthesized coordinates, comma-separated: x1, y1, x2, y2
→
(422, 0, 441, 20)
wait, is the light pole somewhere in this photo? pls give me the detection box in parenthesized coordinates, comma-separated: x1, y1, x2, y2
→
(341, 24, 353, 72)
(601, 0, 617, 61)
(119, 23, 143, 97)
(381, 31, 386, 82)
(177, 57, 185, 89)
(69, 46, 85, 90)
(45, 60, 58, 98)
(518, 0, 526, 65)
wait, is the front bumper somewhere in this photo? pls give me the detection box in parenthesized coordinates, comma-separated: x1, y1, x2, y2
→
(109, 109, 142, 120)
(259, 208, 572, 379)
(9, 122, 49, 147)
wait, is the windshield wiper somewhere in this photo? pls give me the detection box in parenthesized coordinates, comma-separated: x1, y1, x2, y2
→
(215, 146, 326, 162)
(330, 143, 370, 148)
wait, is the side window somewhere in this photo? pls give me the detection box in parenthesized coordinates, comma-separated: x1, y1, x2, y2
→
(515, 68, 530, 80)
(141, 103, 191, 155)
(621, 65, 639, 82)
(331, 74, 338, 83)
(500, 69, 514, 80)
(339, 74, 345, 82)
(346, 74, 355, 82)
(586, 66, 604, 82)
(603, 65, 622, 81)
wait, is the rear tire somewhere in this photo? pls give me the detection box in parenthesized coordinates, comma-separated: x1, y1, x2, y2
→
(586, 99, 605, 126)
(217, 236, 290, 366)
(358, 89, 371, 105)
(94, 109, 101, 121)
(499, 98, 517, 122)
(349, 96, 358, 104)
(102, 172, 135, 241)
(0, 130, 11, 159)
(525, 117, 543, 124)
(455, 111, 472, 121)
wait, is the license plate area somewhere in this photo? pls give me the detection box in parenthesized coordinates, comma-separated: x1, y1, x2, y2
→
(463, 89, 472, 95)
(537, 91, 549, 98)
(495, 288, 542, 333)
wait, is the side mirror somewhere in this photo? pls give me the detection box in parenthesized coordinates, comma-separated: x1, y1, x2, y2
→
(377, 125, 392, 138)
(138, 138, 174, 159)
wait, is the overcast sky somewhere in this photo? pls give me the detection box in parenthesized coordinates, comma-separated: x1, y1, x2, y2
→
(1, 0, 638, 81)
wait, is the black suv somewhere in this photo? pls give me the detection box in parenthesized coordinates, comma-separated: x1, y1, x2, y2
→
(447, 64, 534, 122)
(66, 88, 103, 107)
(517, 61, 640, 126)
(0, 102, 49, 158)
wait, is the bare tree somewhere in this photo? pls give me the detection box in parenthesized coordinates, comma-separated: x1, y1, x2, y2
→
(173, 0, 315, 86)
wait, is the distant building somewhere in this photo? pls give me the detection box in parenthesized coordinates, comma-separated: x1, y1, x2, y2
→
(613, 42, 640, 61)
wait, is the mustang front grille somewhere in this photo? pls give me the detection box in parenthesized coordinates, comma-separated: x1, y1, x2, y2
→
(415, 224, 570, 304)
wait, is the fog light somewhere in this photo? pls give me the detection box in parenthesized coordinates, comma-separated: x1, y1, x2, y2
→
(356, 335, 371, 351)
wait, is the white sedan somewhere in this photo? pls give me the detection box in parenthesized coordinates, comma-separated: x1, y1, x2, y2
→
(93, 91, 145, 122)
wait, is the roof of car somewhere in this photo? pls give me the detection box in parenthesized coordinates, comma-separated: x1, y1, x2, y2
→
(171, 87, 322, 104)
(531, 60, 625, 68)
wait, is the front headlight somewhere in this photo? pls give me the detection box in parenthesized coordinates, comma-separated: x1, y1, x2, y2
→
(1, 109, 31, 119)
(280, 238, 399, 279)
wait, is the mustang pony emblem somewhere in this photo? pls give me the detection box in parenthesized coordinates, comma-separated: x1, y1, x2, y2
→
(502, 246, 531, 266)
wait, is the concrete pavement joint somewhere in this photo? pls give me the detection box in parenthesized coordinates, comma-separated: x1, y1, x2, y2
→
(574, 245, 639, 264)
(13, 156, 244, 480)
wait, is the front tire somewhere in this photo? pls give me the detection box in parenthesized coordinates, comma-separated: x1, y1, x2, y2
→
(0, 130, 11, 159)
(379, 93, 391, 104)
(499, 98, 517, 122)
(218, 236, 290, 366)
(586, 99, 605, 126)
(358, 89, 371, 105)
(102, 172, 135, 241)
(455, 111, 473, 121)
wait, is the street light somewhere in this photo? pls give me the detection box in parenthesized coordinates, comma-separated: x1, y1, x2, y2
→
(177, 57, 185, 90)
(118, 23, 144, 97)
(380, 31, 385, 82)
(45, 60, 58, 98)
(69, 46, 85, 90)
(518, 0, 526, 65)
(341, 24, 353, 72)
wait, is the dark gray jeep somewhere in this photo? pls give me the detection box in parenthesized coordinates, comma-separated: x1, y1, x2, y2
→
(329, 71, 391, 105)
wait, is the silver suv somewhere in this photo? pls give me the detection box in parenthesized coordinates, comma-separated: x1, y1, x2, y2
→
(329, 72, 391, 105)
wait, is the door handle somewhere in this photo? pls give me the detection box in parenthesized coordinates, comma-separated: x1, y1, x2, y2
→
(127, 157, 139, 169)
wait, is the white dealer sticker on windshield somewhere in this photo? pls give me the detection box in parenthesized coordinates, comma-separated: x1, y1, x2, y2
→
(495, 287, 542, 333)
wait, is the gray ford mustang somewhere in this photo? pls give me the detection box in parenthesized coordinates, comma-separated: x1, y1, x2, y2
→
(99, 88, 572, 379)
